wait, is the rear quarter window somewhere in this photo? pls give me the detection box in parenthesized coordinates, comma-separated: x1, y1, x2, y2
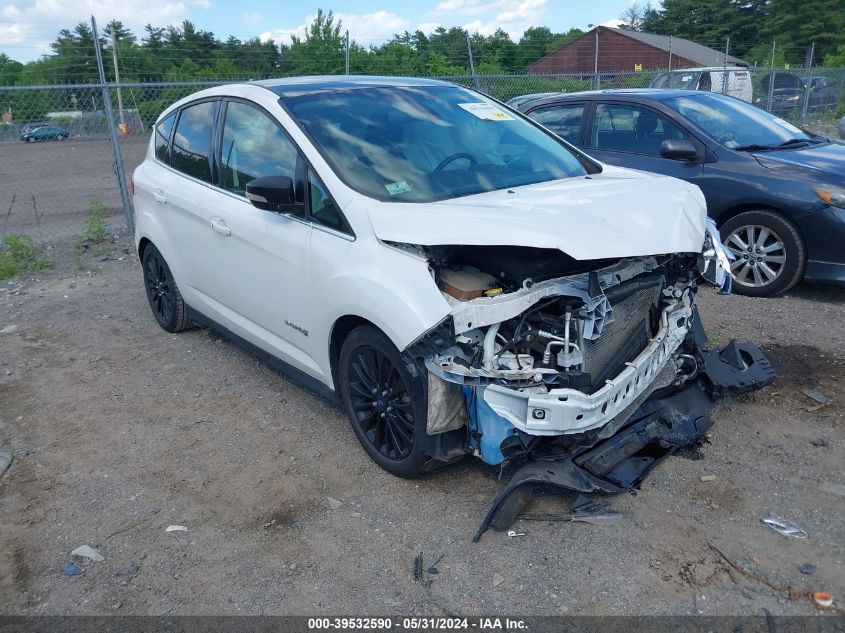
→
(171, 101, 217, 183)
(154, 112, 176, 164)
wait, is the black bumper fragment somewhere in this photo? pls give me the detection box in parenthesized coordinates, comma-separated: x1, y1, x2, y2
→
(473, 385, 715, 542)
(699, 339, 776, 397)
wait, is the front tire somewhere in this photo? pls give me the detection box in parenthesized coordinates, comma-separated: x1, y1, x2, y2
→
(141, 244, 191, 332)
(720, 210, 805, 297)
(338, 326, 429, 478)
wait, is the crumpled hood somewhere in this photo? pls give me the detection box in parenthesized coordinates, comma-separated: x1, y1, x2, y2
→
(368, 165, 707, 260)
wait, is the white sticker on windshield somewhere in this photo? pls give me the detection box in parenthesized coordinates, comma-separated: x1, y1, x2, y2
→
(385, 180, 412, 196)
(772, 117, 804, 135)
(458, 103, 514, 121)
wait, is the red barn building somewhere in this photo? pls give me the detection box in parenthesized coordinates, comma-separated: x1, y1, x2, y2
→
(528, 27, 748, 74)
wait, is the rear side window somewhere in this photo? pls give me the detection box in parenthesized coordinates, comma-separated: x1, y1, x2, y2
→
(528, 103, 584, 145)
(154, 112, 175, 164)
(171, 101, 217, 183)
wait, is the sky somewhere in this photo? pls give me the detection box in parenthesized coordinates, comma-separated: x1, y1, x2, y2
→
(0, 0, 635, 62)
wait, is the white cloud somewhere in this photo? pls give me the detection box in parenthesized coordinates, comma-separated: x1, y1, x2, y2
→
(190, 0, 210, 8)
(600, 18, 622, 28)
(451, 0, 549, 40)
(0, 0, 190, 60)
(261, 10, 411, 46)
(416, 21, 441, 33)
(241, 11, 262, 25)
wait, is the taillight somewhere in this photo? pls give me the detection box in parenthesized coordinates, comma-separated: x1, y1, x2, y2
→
(129, 175, 134, 196)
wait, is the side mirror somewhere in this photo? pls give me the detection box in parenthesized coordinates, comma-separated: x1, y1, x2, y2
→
(660, 139, 699, 161)
(246, 176, 304, 214)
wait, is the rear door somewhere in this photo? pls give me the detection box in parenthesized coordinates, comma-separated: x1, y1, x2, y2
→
(585, 101, 705, 182)
(145, 98, 223, 315)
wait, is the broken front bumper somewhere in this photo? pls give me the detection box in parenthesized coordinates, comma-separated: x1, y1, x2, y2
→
(472, 336, 776, 541)
(482, 292, 693, 436)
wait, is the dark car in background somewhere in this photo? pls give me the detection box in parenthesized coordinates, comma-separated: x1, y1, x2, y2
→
(754, 73, 839, 115)
(20, 124, 70, 142)
(512, 89, 845, 297)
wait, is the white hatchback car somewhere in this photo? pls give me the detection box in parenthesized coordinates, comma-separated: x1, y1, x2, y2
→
(134, 77, 773, 532)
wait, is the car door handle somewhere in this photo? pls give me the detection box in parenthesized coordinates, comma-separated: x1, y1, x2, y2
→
(153, 190, 167, 206)
(210, 217, 231, 237)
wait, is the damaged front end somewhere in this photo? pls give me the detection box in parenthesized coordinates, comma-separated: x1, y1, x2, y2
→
(405, 220, 774, 540)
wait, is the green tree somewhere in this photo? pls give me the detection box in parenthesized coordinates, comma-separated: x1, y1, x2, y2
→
(763, 0, 845, 65)
(516, 26, 583, 69)
(0, 53, 23, 85)
(639, 0, 766, 58)
(289, 9, 345, 75)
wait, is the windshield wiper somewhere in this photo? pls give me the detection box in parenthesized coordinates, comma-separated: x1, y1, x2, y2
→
(733, 138, 812, 152)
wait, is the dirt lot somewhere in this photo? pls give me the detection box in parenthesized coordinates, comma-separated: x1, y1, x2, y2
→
(0, 137, 147, 243)
(0, 237, 843, 617)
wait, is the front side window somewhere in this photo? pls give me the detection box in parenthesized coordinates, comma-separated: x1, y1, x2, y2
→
(284, 85, 588, 203)
(308, 171, 345, 233)
(220, 101, 299, 196)
(171, 101, 216, 183)
(591, 104, 690, 156)
(154, 112, 175, 164)
(528, 103, 584, 145)
(663, 93, 812, 149)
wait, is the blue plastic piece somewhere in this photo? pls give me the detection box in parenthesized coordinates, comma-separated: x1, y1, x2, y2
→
(463, 386, 517, 465)
(63, 563, 83, 576)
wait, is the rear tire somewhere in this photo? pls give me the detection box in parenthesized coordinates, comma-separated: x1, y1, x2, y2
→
(720, 210, 805, 297)
(141, 244, 191, 332)
(337, 325, 429, 478)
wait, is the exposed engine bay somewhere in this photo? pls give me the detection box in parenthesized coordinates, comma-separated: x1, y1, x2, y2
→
(402, 221, 774, 540)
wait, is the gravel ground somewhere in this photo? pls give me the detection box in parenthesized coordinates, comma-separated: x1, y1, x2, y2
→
(0, 237, 843, 616)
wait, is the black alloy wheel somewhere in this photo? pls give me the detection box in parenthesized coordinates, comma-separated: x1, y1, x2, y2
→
(141, 244, 191, 332)
(338, 326, 428, 478)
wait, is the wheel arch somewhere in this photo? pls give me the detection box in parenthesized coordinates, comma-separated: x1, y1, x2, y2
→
(329, 315, 381, 389)
(714, 204, 807, 250)
(138, 236, 153, 259)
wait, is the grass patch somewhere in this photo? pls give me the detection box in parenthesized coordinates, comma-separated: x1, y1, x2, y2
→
(75, 201, 113, 268)
(0, 234, 52, 280)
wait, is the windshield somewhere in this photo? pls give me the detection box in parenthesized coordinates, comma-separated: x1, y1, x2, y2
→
(663, 93, 812, 149)
(284, 85, 588, 202)
(651, 72, 700, 89)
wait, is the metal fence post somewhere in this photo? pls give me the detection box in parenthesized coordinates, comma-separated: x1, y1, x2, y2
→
(668, 34, 673, 71)
(722, 37, 730, 95)
(466, 30, 480, 90)
(594, 29, 600, 90)
(767, 41, 776, 112)
(345, 30, 350, 75)
(801, 42, 815, 123)
(91, 15, 134, 235)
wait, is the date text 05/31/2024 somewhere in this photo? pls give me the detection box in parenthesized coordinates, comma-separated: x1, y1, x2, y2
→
(307, 618, 529, 630)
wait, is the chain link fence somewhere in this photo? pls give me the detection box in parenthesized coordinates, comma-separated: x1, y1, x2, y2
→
(1, 68, 843, 250)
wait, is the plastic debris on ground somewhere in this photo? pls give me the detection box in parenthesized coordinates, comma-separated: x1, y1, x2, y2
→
(799, 563, 817, 575)
(327, 497, 343, 510)
(165, 525, 188, 532)
(700, 474, 717, 482)
(507, 530, 525, 538)
(814, 592, 834, 608)
(0, 451, 12, 478)
(71, 545, 104, 562)
(760, 517, 808, 539)
(63, 563, 83, 576)
(519, 499, 624, 527)
(492, 572, 504, 587)
(801, 388, 828, 404)
(413, 553, 423, 581)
